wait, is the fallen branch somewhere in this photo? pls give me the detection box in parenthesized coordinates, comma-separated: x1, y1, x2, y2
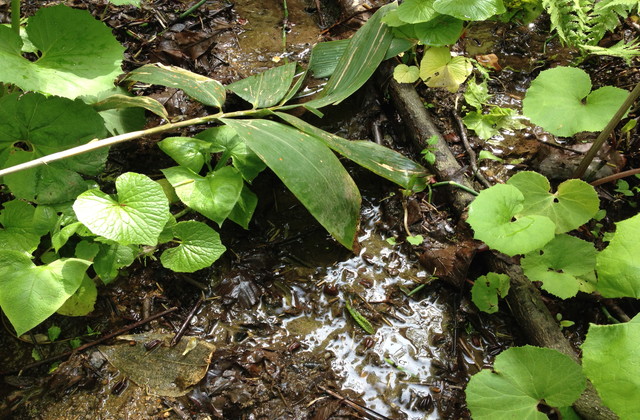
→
(376, 62, 616, 420)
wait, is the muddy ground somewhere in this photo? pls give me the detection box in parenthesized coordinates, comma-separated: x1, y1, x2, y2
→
(1, 0, 639, 419)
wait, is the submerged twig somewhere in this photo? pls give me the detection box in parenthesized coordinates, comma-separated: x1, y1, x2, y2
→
(0, 307, 178, 375)
(170, 296, 204, 346)
(573, 80, 640, 179)
(317, 385, 392, 420)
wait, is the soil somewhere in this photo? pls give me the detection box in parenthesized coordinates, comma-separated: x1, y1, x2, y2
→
(1, 1, 639, 419)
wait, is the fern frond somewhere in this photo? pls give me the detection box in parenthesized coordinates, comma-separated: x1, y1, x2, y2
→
(582, 39, 640, 64)
(541, 0, 590, 45)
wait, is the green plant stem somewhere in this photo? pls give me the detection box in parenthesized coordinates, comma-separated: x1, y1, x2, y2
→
(573, 80, 640, 179)
(431, 181, 479, 196)
(11, 0, 20, 34)
(282, 0, 289, 53)
(179, 0, 208, 20)
(590, 167, 640, 187)
(0, 108, 270, 178)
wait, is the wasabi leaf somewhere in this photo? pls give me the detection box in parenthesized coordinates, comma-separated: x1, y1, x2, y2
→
(73, 173, 171, 246)
(466, 346, 586, 420)
(596, 213, 640, 298)
(160, 221, 226, 273)
(522, 67, 628, 137)
(471, 272, 510, 314)
(420, 47, 472, 92)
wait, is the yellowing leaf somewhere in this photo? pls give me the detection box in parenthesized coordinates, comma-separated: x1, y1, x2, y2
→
(393, 64, 420, 83)
(419, 47, 472, 92)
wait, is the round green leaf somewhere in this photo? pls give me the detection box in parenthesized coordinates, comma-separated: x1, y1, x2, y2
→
(0, 250, 91, 336)
(420, 47, 472, 92)
(521, 234, 597, 299)
(73, 172, 171, 246)
(162, 166, 244, 226)
(522, 67, 629, 137)
(0, 5, 124, 98)
(433, 0, 506, 20)
(393, 64, 420, 83)
(160, 221, 226, 273)
(158, 137, 211, 173)
(466, 346, 586, 420)
(596, 213, 640, 298)
(94, 241, 137, 284)
(56, 274, 97, 316)
(0, 93, 108, 203)
(414, 15, 464, 47)
(582, 314, 640, 419)
(396, 0, 438, 23)
(0, 200, 43, 254)
(471, 272, 510, 314)
(467, 184, 556, 256)
(507, 171, 599, 233)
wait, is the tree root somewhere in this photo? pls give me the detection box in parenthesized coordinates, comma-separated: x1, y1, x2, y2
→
(375, 62, 616, 420)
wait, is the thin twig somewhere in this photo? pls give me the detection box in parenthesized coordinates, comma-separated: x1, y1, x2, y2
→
(317, 385, 392, 420)
(590, 167, 640, 187)
(573, 80, 640, 179)
(0, 307, 178, 376)
(170, 296, 204, 346)
(453, 96, 492, 188)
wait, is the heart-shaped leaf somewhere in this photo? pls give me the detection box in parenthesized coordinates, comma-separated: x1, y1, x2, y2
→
(228, 185, 258, 230)
(158, 137, 213, 173)
(94, 241, 137, 284)
(414, 15, 464, 46)
(0, 5, 124, 98)
(56, 274, 97, 316)
(471, 272, 510, 314)
(0, 93, 108, 203)
(507, 171, 599, 233)
(221, 118, 361, 249)
(420, 47, 472, 92)
(0, 200, 45, 254)
(228, 62, 297, 108)
(396, 0, 438, 23)
(0, 250, 91, 336)
(596, 213, 640, 298)
(582, 314, 640, 419)
(73, 172, 171, 246)
(467, 184, 556, 256)
(393, 64, 420, 83)
(466, 346, 585, 420)
(521, 234, 597, 299)
(125, 63, 226, 108)
(522, 67, 628, 137)
(160, 221, 226, 273)
(433, 0, 506, 21)
(162, 166, 243, 226)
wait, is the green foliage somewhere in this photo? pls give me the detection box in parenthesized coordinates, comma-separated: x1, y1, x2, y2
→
(73, 172, 171, 246)
(522, 67, 628, 137)
(393, 64, 420, 83)
(542, 0, 640, 59)
(467, 183, 556, 256)
(57, 275, 97, 316)
(471, 272, 510, 313)
(433, 0, 506, 20)
(0, 5, 124, 98)
(521, 234, 597, 299)
(222, 118, 361, 249)
(466, 346, 586, 419)
(582, 314, 640, 419)
(228, 62, 297, 108)
(463, 107, 525, 139)
(0, 93, 108, 204)
(420, 47, 473, 92)
(345, 298, 375, 334)
(160, 221, 226, 273)
(125, 63, 226, 108)
(507, 171, 600, 233)
(0, 250, 91, 336)
(595, 213, 640, 298)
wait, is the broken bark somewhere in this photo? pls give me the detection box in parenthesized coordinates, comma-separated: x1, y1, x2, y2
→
(375, 62, 616, 420)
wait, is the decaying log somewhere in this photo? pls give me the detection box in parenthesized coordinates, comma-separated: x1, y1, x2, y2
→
(375, 62, 616, 420)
